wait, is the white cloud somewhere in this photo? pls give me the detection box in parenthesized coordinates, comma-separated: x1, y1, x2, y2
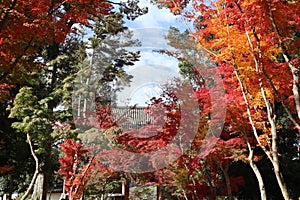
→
(116, 61, 181, 106)
(130, 28, 170, 49)
(129, 83, 162, 105)
(125, 0, 181, 29)
(115, 1, 187, 106)
(120, 28, 181, 102)
(133, 51, 178, 69)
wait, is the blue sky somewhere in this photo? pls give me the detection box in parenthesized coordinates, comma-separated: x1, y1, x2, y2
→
(116, 0, 191, 106)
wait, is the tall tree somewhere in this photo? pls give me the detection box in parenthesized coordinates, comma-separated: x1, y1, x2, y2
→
(8, 32, 85, 200)
(58, 10, 142, 200)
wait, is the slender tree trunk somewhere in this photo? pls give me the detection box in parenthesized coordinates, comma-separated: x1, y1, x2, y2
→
(244, 21, 291, 199)
(247, 142, 267, 200)
(21, 134, 40, 200)
(157, 186, 162, 200)
(255, 22, 290, 198)
(261, 87, 290, 200)
(43, 147, 51, 200)
(222, 163, 233, 200)
(249, 161, 266, 200)
(265, 3, 300, 197)
(258, 76, 290, 200)
(232, 66, 270, 200)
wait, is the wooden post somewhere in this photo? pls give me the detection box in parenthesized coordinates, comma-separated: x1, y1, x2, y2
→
(157, 186, 162, 200)
(122, 180, 129, 200)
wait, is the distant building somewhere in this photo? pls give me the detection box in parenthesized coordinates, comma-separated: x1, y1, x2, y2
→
(112, 106, 154, 130)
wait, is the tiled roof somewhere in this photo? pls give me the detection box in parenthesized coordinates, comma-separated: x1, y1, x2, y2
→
(112, 106, 154, 130)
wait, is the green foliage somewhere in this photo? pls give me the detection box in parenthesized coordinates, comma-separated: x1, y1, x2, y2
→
(83, 179, 123, 200)
(8, 87, 53, 148)
(178, 60, 194, 81)
(129, 185, 157, 200)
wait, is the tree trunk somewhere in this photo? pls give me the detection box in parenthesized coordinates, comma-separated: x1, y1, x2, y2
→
(222, 163, 233, 200)
(156, 186, 162, 200)
(21, 134, 39, 200)
(244, 129, 267, 200)
(30, 166, 50, 200)
(249, 159, 267, 200)
(251, 163, 266, 200)
(32, 173, 44, 200)
(22, 135, 51, 200)
(264, 3, 297, 198)
(260, 85, 290, 200)
(270, 120, 290, 200)
(245, 22, 291, 200)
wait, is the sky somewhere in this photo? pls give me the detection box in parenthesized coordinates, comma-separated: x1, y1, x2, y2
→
(115, 0, 190, 106)
(80, 0, 193, 106)
(124, 0, 187, 29)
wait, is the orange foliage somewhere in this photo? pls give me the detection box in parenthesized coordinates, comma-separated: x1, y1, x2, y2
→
(188, 0, 300, 148)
